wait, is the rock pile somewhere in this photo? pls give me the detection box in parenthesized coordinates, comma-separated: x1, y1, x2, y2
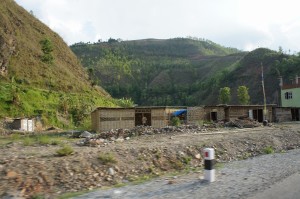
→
(77, 121, 266, 147)
(225, 118, 262, 128)
(77, 125, 215, 147)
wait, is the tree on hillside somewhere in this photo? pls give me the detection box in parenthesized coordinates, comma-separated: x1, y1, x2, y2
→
(40, 38, 54, 64)
(278, 46, 283, 54)
(218, 87, 231, 104)
(108, 38, 118, 44)
(237, 86, 250, 105)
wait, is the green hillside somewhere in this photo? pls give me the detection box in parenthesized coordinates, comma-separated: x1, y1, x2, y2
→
(0, 0, 128, 129)
(71, 38, 243, 105)
(204, 48, 285, 105)
(71, 38, 300, 106)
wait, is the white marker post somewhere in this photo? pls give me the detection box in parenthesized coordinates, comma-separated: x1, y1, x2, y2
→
(204, 148, 215, 182)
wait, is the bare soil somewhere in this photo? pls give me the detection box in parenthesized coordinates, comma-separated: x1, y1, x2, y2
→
(1, 123, 300, 198)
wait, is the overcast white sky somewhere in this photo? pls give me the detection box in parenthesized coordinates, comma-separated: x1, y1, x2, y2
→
(15, 0, 300, 52)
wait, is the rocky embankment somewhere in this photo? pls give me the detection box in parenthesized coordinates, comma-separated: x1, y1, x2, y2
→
(75, 148, 300, 199)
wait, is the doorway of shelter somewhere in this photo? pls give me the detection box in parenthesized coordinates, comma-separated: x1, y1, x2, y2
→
(253, 109, 263, 122)
(211, 112, 218, 121)
(291, 108, 300, 121)
(224, 107, 230, 122)
(135, 113, 151, 126)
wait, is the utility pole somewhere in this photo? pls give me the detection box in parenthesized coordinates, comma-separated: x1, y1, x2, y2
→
(261, 63, 267, 121)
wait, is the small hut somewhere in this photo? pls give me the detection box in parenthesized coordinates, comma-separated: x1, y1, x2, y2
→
(11, 118, 35, 132)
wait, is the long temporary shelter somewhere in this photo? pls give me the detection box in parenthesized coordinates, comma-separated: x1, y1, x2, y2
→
(205, 105, 276, 122)
(186, 105, 277, 124)
(91, 106, 186, 132)
(91, 104, 287, 132)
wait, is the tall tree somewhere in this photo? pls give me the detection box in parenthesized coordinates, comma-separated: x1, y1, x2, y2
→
(218, 87, 231, 104)
(237, 86, 250, 105)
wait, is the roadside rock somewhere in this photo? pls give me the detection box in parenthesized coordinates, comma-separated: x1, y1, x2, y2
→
(108, 168, 115, 176)
(80, 131, 93, 138)
(6, 171, 18, 179)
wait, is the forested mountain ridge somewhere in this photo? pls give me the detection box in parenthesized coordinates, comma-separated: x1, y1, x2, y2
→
(71, 38, 245, 105)
(71, 39, 300, 107)
(0, 0, 124, 128)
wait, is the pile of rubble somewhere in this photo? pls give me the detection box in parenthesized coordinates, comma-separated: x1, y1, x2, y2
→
(225, 118, 262, 128)
(77, 125, 215, 147)
(77, 119, 266, 147)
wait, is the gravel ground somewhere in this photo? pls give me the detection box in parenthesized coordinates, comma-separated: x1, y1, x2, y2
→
(74, 149, 300, 199)
(1, 123, 300, 198)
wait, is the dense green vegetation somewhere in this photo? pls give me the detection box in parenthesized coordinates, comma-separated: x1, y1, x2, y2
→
(0, 81, 121, 128)
(224, 48, 298, 105)
(272, 52, 300, 79)
(71, 38, 243, 106)
(72, 39, 300, 106)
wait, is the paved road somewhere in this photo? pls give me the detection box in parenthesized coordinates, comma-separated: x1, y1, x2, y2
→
(74, 149, 300, 199)
(249, 173, 300, 199)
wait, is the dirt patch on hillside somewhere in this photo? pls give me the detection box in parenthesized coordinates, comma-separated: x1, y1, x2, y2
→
(1, 123, 300, 198)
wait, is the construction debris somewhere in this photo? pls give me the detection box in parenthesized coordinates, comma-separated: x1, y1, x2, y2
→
(225, 118, 261, 128)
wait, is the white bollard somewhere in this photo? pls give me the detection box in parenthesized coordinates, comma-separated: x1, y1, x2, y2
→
(204, 148, 215, 182)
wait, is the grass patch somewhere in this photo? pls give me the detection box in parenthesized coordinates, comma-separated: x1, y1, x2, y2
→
(181, 156, 192, 164)
(114, 183, 126, 188)
(11, 133, 21, 141)
(38, 134, 62, 145)
(98, 153, 117, 165)
(0, 136, 14, 147)
(170, 159, 184, 170)
(154, 151, 161, 159)
(280, 149, 287, 153)
(50, 139, 61, 145)
(1, 133, 70, 147)
(240, 152, 252, 160)
(130, 174, 154, 184)
(263, 146, 274, 154)
(57, 189, 92, 199)
(31, 193, 45, 199)
(56, 145, 74, 156)
(215, 162, 224, 169)
(23, 136, 35, 146)
(37, 135, 52, 145)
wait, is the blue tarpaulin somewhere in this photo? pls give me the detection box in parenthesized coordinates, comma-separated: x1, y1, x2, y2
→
(172, 109, 187, 116)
